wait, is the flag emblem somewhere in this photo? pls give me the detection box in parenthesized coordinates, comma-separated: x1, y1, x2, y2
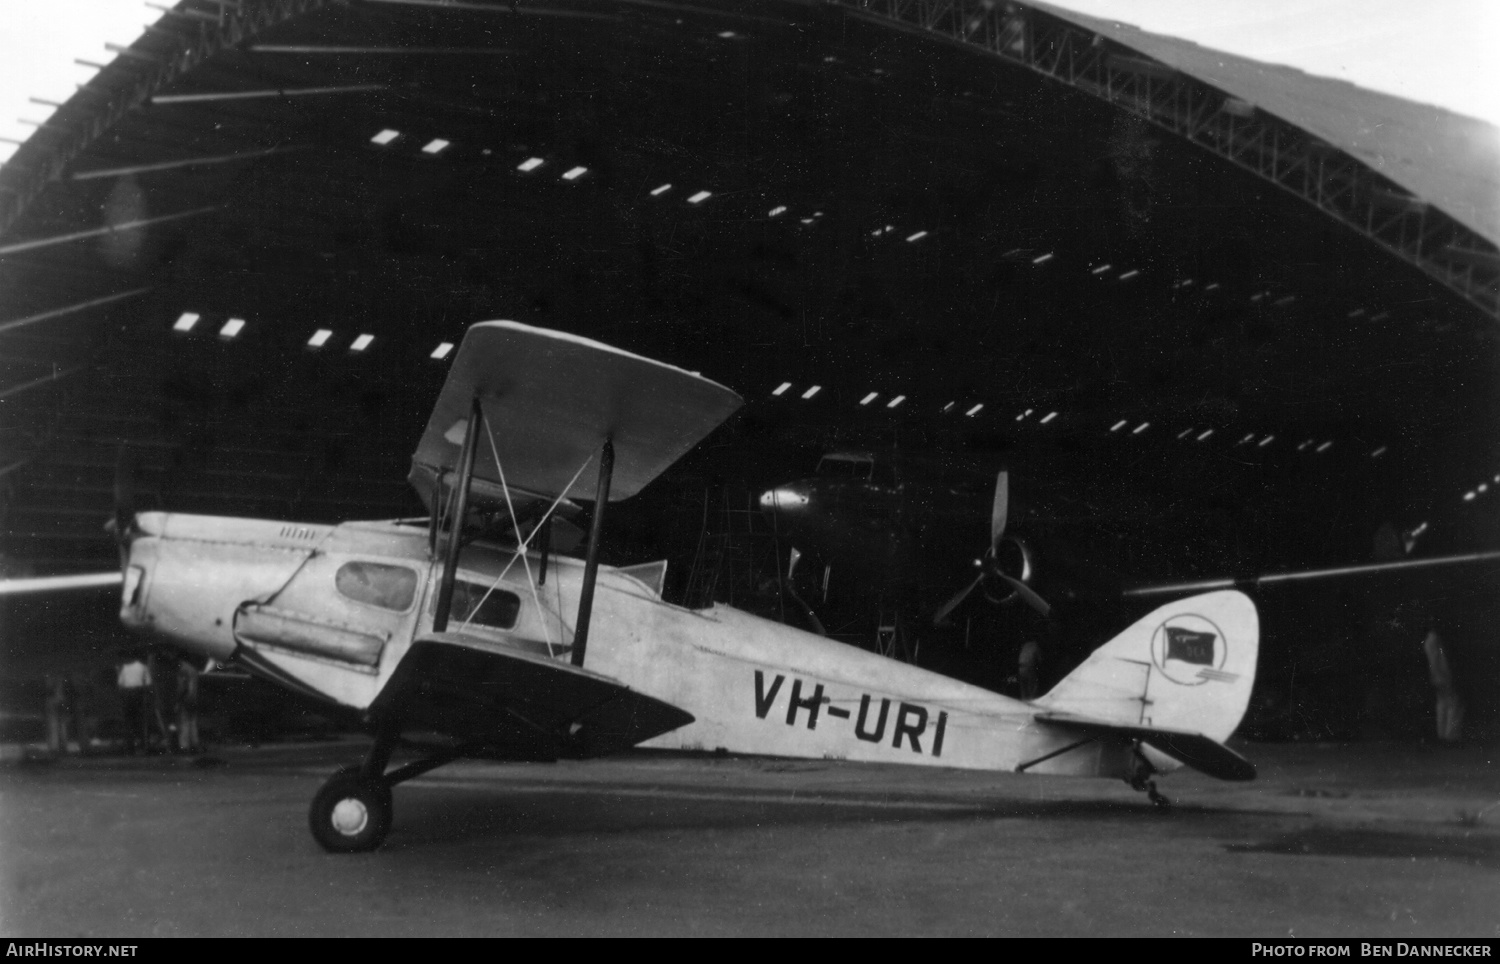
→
(1150, 614, 1228, 685)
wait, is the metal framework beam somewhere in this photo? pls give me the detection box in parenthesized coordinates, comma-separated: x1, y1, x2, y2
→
(831, 0, 1500, 321)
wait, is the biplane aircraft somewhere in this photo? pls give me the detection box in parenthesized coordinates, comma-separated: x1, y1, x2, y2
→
(2, 321, 1261, 852)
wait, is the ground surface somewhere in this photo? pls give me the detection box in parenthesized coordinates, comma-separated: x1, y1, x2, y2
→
(0, 739, 1496, 937)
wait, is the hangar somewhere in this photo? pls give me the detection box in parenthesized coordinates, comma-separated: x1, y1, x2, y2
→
(2, 0, 1498, 736)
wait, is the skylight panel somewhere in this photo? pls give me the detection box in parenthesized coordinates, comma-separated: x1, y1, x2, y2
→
(307, 329, 333, 348)
(687, 190, 712, 204)
(1196, 428, 1214, 441)
(886, 395, 905, 409)
(772, 381, 792, 396)
(1091, 264, 1112, 275)
(422, 139, 450, 154)
(1039, 411, 1058, 424)
(1119, 269, 1140, 281)
(219, 318, 244, 339)
(430, 342, 454, 360)
(1370, 445, 1387, 458)
(371, 129, 399, 145)
(1132, 422, 1150, 434)
(1239, 433, 1255, 445)
(1315, 441, 1332, 453)
(800, 385, 821, 400)
(768, 206, 787, 217)
(1463, 491, 1477, 502)
(1205, 283, 1221, 292)
(1110, 420, 1128, 433)
(1258, 435, 1276, 447)
(718, 30, 737, 39)
(905, 231, 927, 243)
(965, 403, 984, 417)
(561, 166, 588, 180)
(173, 312, 199, 332)
(1031, 252, 1053, 265)
(1178, 428, 1194, 440)
(860, 392, 878, 406)
(942, 402, 956, 413)
(350, 333, 374, 352)
(517, 157, 545, 172)
(650, 183, 672, 196)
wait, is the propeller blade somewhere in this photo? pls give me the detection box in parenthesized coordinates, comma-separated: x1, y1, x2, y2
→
(990, 470, 1009, 549)
(787, 546, 803, 582)
(995, 571, 1052, 617)
(0, 572, 123, 596)
(934, 573, 984, 626)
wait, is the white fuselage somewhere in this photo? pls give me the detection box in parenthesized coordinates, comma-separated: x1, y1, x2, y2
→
(123, 512, 1136, 780)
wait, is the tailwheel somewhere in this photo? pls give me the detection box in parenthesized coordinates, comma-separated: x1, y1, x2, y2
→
(309, 765, 393, 853)
(1126, 745, 1172, 811)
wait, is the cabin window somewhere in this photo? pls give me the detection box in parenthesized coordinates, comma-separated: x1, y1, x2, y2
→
(335, 562, 418, 612)
(450, 581, 520, 630)
(817, 457, 872, 480)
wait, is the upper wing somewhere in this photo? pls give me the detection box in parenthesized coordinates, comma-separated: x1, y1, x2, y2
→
(372, 632, 694, 759)
(1035, 710, 1256, 782)
(410, 320, 743, 506)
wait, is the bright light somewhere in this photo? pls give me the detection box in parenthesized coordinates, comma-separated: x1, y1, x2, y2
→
(905, 231, 928, 243)
(431, 342, 454, 360)
(1132, 422, 1150, 435)
(1178, 428, 1194, 439)
(1298, 440, 1313, 451)
(1480, 483, 1491, 494)
(307, 329, 332, 348)
(859, 392, 878, 406)
(768, 206, 787, 217)
(965, 404, 984, 417)
(1091, 264, 1112, 275)
(800, 385, 821, 400)
(350, 333, 374, 352)
(1119, 269, 1140, 281)
(422, 138, 450, 154)
(718, 30, 737, 39)
(1348, 308, 1366, 318)
(1239, 433, 1255, 445)
(173, 312, 199, 332)
(801, 218, 816, 225)
(1196, 429, 1214, 441)
(942, 402, 956, 413)
(1258, 435, 1276, 447)
(517, 157, 545, 172)
(1205, 283, 1221, 291)
(1464, 491, 1477, 502)
(1370, 446, 1387, 458)
(1015, 411, 1027, 421)
(1110, 420, 1127, 432)
(1032, 252, 1053, 265)
(1040, 411, 1058, 424)
(688, 190, 712, 204)
(561, 166, 587, 180)
(772, 382, 792, 396)
(1315, 441, 1332, 453)
(650, 183, 672, 196)
(886, 395, 905, 409)
(219, 318, 245, 339)
(371, 129, 399, 145)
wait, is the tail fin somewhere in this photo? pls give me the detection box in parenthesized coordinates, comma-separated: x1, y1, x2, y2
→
(1033, 590, 1258, 742)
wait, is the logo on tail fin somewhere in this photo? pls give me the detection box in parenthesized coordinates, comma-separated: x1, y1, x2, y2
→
(1150, 614, 1227, 685)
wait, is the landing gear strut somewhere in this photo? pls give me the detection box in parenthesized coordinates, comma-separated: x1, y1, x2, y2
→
(308, 717, 477, 853)
(1126, 745, 1172, 810)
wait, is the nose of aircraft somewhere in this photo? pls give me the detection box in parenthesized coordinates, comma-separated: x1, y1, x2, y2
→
(759, 486, 810, 511)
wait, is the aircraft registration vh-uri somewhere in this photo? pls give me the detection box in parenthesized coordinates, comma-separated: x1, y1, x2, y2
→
(2, 321, 1259, 852)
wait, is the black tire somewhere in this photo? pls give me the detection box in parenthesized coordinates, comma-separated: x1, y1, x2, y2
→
(309, 765, 392, 853)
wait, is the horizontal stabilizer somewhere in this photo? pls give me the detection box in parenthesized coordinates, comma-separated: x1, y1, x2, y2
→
(1036, 711, 1255, 781)
(374, 632, 694, 759)
(412, 320, 743, 505)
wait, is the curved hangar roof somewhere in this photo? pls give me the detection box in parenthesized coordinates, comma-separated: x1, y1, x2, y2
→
(1, 0, 1498, 585)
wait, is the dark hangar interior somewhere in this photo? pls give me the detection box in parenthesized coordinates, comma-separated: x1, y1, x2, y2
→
(2, 0, 1497, 739)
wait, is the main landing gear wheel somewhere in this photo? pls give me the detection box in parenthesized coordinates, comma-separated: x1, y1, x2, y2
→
(309, 765, 393, 853)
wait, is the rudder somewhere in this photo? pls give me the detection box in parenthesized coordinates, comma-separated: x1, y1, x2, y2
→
(1033, 590, 1258, 742)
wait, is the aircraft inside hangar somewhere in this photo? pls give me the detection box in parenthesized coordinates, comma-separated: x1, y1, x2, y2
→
(0, 0, 1498, 928)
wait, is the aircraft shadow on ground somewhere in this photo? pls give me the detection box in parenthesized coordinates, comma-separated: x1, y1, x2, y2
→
(379, 782, 1267, 851)
(1226, 827, 1500, 869)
